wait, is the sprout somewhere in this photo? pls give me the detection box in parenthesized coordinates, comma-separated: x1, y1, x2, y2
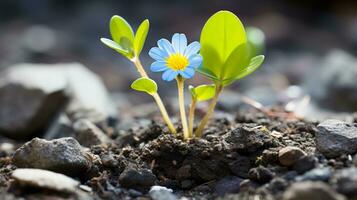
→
(100, 11, 265, 140)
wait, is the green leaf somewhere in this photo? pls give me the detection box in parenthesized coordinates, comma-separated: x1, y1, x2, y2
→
(100, 38, 129, 56)
(109, 15, 135, 58)
(134, 19, 149, 57)
(246, 27, 265, 56)
(189, 84, 216, 102)
(235, 55, 265, 80)
(131, 77, 157, 95)
(200, 10, 247, 80)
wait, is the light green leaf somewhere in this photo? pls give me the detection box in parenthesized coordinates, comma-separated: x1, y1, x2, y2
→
(190, 84, 216, 102)
(100, 38, 129, 56)
(134, 19, 149, 57)
(235, 55, 265, 80)
(131, 77, 157, 95)
(110, 15, 135, 58)
(200, 10, 247, 80)
(246, 27, 265, 56)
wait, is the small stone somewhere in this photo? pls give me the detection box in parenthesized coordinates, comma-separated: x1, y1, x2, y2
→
(278, 146, 306, 167)
(229, 156, 252, 178)
(214, 176, 243, 196)
(180, 180, 192, 189)
(282, 181, 346, 200)
(12, 168, 80, 193)
(149, 186, 177, 200)
(176, 165, 191, 180)
(12, 137, 91, 177)
(293, 155, 317, 174)
(296, 167, 331, 182)
(248, 166, 274, 183)
(74, 119, 111, 147)
(316, 120, 357, 158)
(239, 179, 259, 192)
(332, 167, 357, 198)
(119, 165, 157, 192)
(100, 153, 118, 168)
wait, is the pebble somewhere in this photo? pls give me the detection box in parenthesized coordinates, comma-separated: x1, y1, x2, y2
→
(316, 120, 357, 158)
(282, 181, 346, 200)
(149, 186, 178, 200)
(278, 146, 307, 167)
(12, 168, 80, 193)
(119, 164, 157, 192)
(296, 167, 331, 182)
(12, 137, 91, 177)
(74, 119, 112, 147)
(248, 166, 274, 183)
(293, 155, 317, 174)
(332, 167, 357, 198)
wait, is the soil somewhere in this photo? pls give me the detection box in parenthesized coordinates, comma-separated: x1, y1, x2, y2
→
(0, 107, 356, 200)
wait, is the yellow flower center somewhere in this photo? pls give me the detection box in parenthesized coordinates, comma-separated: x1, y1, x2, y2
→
(166, 53, 189, 71)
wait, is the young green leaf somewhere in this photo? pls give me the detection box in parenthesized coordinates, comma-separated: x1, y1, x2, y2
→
(235, 55, 265, 80)
(110, 15, 135, 58)
(134, 19, 149, 57)
(189, 84, 216, 102)
(131, 77, 158, 95)
(100, 38, 130, 56)
(200, 10, 247, 80)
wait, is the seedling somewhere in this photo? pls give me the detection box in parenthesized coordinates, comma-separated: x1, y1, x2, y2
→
(101, 11, 265, 140)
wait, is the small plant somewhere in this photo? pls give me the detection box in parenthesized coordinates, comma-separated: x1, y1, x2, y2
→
(101, 11, 265, 140)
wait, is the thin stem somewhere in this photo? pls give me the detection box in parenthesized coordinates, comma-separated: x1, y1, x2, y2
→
(176, 76, 190, 140)
(188, 97, 196, 138)
(152, 93, 177, 135)
(194, 84, 223, 137)
(131, 57, 176, 135)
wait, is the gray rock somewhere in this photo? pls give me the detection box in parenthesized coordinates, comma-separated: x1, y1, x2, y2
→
(0, 63, 116, 139)
(332, 167, 357, 198)
(282, 181, 346, 200)
(305, 50, 357, 111)
(316, 119, 357, 157)
(278, 146, 306, 167)
(44, 113, 75, 139)
(12, 137, 91, 177)
(12, 168, 80, 193)
(214, 176, 244, 196)
(74, 119, 112, 147)
(149, 186, 177, 200)
(248, 166, 274, 183)
(293, 155, 317, 174)
(296, 167, 331, 182)
(119, 165, 157, 192)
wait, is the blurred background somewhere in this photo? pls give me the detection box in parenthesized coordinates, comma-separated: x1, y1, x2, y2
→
(0, 0, 357, 129)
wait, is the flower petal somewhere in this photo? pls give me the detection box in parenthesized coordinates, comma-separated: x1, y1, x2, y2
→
(172, 33, 187, 54)
(179, 68, 195, 79)
(157, 39, 175, 55)
(162, 69, 178, 81)
(188, 54, 203, 68)
(150, 61, 168, 72)
(184, 41, 200, 57)
(149, 47, 168, 61)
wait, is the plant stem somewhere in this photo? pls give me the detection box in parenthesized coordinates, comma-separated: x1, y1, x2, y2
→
(176, 76, 190, 140)
(131, 57, 176, 135)
(194, 84, 223, 137)
(152, 93, 177, 135)
(188, 97, 196, 138)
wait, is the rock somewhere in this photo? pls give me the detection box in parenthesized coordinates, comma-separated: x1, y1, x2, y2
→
(12, 168, 80, 193)
(305, 50, 357, 111)
(332, 167, 357, 198)
(119, 165, 157, 192)
(0, 63, 116, 139)
(282, 181, 346, 200)
(214, 176, 244, 196)
(74, 119, 111, 147)
(149, 186, 178, 200)
(100, 153, 119, 168)
(44, 113, 75, 140)
(224, 126, 275, 153)
(0, 66, 68, 139)
(229, 156, 253, 178)
(296, 167, 331, 182)
(316, 119, 357, 158)
(278, 146, 306, 167)
(12, 137, 91, 177)
(248, 166, 274, 183)
(293, 155, 317, 174)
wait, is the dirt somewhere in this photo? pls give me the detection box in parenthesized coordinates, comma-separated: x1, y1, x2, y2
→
(0, 107, 356, 199)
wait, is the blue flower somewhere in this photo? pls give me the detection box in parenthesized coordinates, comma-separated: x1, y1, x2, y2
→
(149, 33, 202, 81)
